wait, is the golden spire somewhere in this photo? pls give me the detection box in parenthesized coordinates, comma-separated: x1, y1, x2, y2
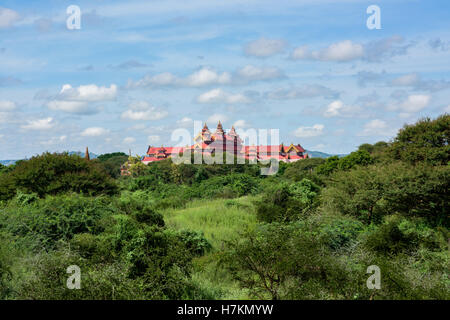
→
(85, 147, 90, 160)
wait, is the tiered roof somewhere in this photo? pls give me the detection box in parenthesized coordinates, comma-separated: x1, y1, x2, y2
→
(141, 121, 308, 164)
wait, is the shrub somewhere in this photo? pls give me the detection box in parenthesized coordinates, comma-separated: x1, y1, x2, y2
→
(220, 222, 353, 300)
(320, 217, 364, 250)
(321, 162, 449, 226)
(389, 114, 450, 165)
(283, 158, 325, 182)
(113, 195, 165, 227)
(255, 179, 320, 223)
(0, 152, 118, 201)
(363, 215, 445, 255)
(95, 153, 129, 178)
(0, 194, 114, 250)
(177, 230, 212, 256)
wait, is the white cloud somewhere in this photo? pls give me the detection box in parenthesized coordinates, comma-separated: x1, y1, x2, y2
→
(293, 124, 324, 138)
(391, 73, 420, 86)
(0, 7, 20, 29)
(244, 37, 287, 57)
(123, 137, 136, 144)
(444, 104, 450, 113)
(364, 35, 412, 62)
(40, 135, 67, 146)
(127, 65, 283, 89)
(290, 45, 310, 60)
(389, 94, 431, 113)
(360, 119, 395, 137)
(59, 84, 117, 101)
(81, 127, 109, 137)
(291, 40, 364, 62)
(121, 101, 168, 121)
(176, 117, 194, 128)
(47, 84, 117, 114)
(324, 100, 343, 117)
(234, 65, 284, 82)
(127, 67, 231, 88)
(316, 40, 364, 61)
(196, 88, 252, 104)
(323, 100, 364, 118)
(389, 74, 450, 93)
(148, 135, 160, 143)
(266, 84, 338, 100)
(291, 36, 412, 63)
(233, 119, 250, 129)
(0, 100, 16, 111)
(21, 117, 55, 130)
(184, 68, 231, 87)
(47, 100, 90, 114)
(207, 113, 228, 124)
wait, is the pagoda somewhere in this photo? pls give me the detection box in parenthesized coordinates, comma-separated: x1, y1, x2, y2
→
(141, 121, 308, 164)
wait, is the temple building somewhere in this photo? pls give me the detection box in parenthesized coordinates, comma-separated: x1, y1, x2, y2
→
(141, 121, 308, 164)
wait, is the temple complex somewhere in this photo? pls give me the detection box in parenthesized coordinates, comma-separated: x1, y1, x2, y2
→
(141, 121, 308, 164)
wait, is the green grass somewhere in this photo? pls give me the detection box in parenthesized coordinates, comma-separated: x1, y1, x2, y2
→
(162, 196, 258, 249)
(162, 196, 259, 299)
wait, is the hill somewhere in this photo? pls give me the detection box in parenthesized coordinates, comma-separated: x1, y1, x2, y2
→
(0, 160, 18, 166)
(0, 151, 98, 166)
(305, 150, 347, 158)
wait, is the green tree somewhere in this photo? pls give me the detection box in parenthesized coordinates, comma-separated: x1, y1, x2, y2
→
(389, 114, 450, 165)
(97, 152, 128, 162)
(0, 153, 117, 200)
(337, 150, 373, 170)
(95, 153, 129, 178)
(220, 223, 352, 300)
(322, 162, 450, 226)
(283, 157, 325, 182)
(315, 156, 340, 175)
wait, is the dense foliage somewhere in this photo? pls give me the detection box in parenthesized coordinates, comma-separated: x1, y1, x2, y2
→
(0, 114, 448, 300)
(0, 152, 117, 201)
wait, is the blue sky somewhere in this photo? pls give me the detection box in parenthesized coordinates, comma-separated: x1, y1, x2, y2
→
(0, 0, 449, 159)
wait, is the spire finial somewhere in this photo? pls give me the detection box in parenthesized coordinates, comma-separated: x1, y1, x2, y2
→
(85, 147, 90, 160)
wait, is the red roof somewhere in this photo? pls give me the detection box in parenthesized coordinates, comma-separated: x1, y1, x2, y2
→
(144, 142, 306, 163)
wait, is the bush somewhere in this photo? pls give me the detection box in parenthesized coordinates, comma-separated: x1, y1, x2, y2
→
(220, 222, 353, 299)
(283, 158, 325, 183)
(255, 179, 320, 223)
(0, 194, 114, 250)
(363, 215, 445, 255)
(177, 230, 212, 256)
(389, 114, 450, 165)
(320, 217, 364, 250)
(0, 152, 118, 201)
(316, 151, 373, 176)
(321, 162, 450, 226)
(95, 153, 129, 178)
(113, 195, 165, 227)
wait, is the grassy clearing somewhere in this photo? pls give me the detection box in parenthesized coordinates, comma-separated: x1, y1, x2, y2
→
(162, 196, 259, 299)
(162, 196, 258, 249)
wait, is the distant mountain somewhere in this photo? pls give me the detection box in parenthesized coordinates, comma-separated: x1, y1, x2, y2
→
(1, 151, 98, 166)
(67, 151, 98, 159)
(2, 150, 340, 165)
(0, 160, 18, 166)
(305, 150, 347, 158)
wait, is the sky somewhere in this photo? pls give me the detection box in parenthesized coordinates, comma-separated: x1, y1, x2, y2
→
(0, 0, 449, 159)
